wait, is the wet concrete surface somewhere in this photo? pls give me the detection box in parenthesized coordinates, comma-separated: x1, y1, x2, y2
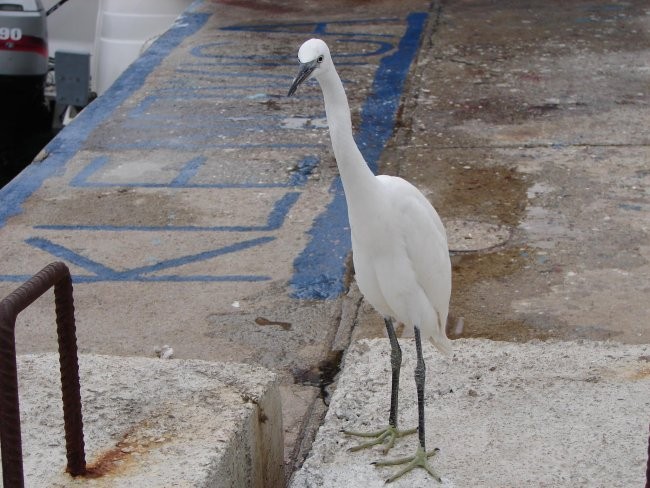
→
(0, 0, 649, 483)
(369, 0, 650, 346)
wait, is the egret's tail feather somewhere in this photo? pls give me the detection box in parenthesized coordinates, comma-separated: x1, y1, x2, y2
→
(430, 309, 452, 355)
(430, 335, 453, 355)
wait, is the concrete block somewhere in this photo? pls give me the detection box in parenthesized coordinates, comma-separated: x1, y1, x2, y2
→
(3, 354, 283, 487)
(290, 338, 650, 487)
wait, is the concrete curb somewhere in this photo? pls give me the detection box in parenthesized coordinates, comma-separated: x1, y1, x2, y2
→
(5, 353, 283, 487)
(291, 338, 650, 487)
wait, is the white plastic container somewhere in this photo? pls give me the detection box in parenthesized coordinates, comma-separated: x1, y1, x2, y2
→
(93, 0, 192, 94)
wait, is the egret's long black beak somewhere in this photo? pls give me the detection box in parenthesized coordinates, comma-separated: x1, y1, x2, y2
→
(287, 60, 318, 97)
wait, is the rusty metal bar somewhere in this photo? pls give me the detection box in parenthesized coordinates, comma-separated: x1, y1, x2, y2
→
(0, 262, 86, 487)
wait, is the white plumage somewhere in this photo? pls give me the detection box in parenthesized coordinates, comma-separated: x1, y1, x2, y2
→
(289, 38, 451, 354)
(352, 173, 452, 354)
(288, 38, 451, 482)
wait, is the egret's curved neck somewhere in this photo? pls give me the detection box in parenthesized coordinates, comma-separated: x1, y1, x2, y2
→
(317, 67, 376, 197)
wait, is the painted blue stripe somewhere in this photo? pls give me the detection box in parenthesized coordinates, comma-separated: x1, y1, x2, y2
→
(23, 235, 275, 282)
(221, 18, 401, 35)
(0, 11, 211, 229)
(0, 274, 271, 283)
(103, 142, 323, 151)
(170, 156, 207, 186)
(266, 192, 301, 229)
(115, 123, 310, 136)
(71, 275, 271, 283)
(290, 12, 428, 300)
(361, 12, 428, 172)
(34, 192, 301, 232)
(70, 155, 109, 186)
(68, 182, 300, 189)
(121, 117, 314, 128)
(148, 83, 289, 90)
(26, 237, 119, 277)
(34, 224, 275, 231)
(179, 61, 370, 68)
(122, 109, 324, 125)
(70, 153, 320, 191)
(117, 236, 275, 278)
(0, 275, 34, 283)
(288, 156, 320, 186)
(174, 69, 294, 79)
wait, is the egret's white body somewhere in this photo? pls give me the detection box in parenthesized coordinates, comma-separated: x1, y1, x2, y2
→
(288, 38, 451, 482)
(291, 38, 452, 354)
(351, 174, 451, 353)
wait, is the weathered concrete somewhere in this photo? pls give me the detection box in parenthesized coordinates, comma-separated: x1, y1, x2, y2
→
(3, 353, 283, 487)
(0, 0, 649, 484)
(290, 338, 650, 487)
(390, 0, 650, 345)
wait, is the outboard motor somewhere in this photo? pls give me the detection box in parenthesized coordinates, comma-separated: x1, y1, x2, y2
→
(0, 0, 48, 128)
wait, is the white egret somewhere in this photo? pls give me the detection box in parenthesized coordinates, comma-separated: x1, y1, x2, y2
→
(288, 39, 452, 483)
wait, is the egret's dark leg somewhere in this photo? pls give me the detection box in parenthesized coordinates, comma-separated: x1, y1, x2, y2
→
(414, 325, 427, 449)
(374, 326, 441, 483)
(343, 318, 416, 453)
(385, 317, 402, 429)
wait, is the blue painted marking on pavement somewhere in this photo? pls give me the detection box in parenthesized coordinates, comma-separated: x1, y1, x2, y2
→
(170, 156, 208, 187)
(35, 192, 301, 232)
(180, 61, 369, 68)
(70, 155, 109, 187)
(24, 235, 274, 282)
(360, 12, 428, 173)
(0, 11, 210, 229)
(26, 237, 117, 277)
(189, 41, 393, 59)
(266, 192, 302, 229)
(288, 156, 320, 187)
(291, 178, 350, 300)
(0, 272, 271, 284)
(290, 12, 429, 299)
(103, 142, 322, 152)
(118, 110, 323, 127)
(221, 18, 400, 37)
(1, 14, 426, 287)
(69, 154, 319, 189)
(0, 275, 34, 283)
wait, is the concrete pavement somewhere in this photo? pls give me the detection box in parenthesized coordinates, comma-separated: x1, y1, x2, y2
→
(0, 0, 648, 485)
(302, 1, 650, 485)
(291, 338, 650, 487)
(12, 354, 283, 487)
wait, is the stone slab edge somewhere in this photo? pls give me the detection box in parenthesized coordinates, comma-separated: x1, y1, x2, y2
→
(291, 338, 650, 487)
(4, 353, 283, 487)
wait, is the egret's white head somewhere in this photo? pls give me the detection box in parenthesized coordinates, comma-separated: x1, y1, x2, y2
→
(287, 38, 332, 96)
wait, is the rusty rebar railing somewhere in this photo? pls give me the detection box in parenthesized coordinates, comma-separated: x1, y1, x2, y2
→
(0, 262, 86, 487)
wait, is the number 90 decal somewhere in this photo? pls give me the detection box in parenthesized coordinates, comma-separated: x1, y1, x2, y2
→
(0, 27, 23, 41)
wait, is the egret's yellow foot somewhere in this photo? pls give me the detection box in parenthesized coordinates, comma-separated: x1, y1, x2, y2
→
(373, 445, 441, 484)
(343, 425, 417, 454)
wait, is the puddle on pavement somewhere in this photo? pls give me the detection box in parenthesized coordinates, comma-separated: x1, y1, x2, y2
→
(385, 121, 573, 342)
(439, 163, 527, 227)
(418, 156, 625, 344)
(292, 349, 343, 405)
(449, 95, 567, 125)
(397, 144, 553, 342)
(448, 247, 556, 342)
